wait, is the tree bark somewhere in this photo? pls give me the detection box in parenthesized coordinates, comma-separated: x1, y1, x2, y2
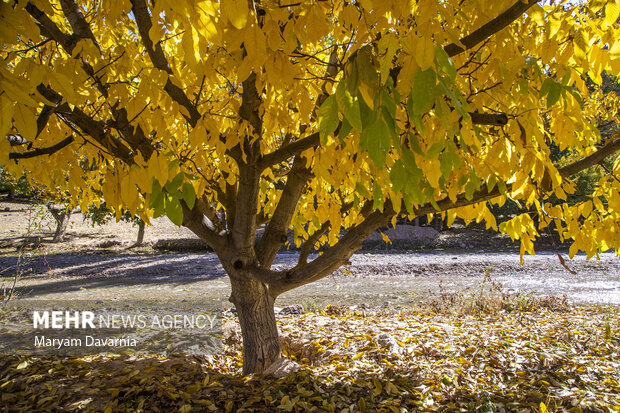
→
(135, 219, 145, 246)
(229, 276, 281, 374)
(48, 205, 71, 243)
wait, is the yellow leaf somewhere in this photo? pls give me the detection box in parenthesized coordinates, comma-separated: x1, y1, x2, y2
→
(358, 397, 367, 412)
(0, 95, 14, 138)
(13, 104, 37, 141)
(414, 36, 435, 71)
(221, 0, 248, 30)
(381, 231, 392, 244)
(605, 2, 620, 26)
(16, 361, 28, 370)
(372, 377, 382, 396)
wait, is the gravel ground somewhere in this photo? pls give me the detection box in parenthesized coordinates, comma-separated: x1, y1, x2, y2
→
(1, 250, 618, 306)
(1, 200, 618, 307)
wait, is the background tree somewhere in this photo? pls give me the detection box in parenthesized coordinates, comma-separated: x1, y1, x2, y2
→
(84, 203, 147, 247)
(1, 0, 619, 373)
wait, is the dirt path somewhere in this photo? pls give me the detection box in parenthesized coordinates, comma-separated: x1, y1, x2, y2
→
(1, 200, 618, 307)
(2, 250, 618, 306)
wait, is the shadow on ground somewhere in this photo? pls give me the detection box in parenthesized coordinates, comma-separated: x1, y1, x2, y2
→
(0, 252, 228, 298)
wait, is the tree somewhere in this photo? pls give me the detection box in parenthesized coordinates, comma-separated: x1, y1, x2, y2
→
(84, 203, 147, 247)
(1, 0, 619, 373)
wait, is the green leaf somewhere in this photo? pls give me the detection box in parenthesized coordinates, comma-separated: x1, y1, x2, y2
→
(360, 118, 391, 169)
(335, 81, 363, 131)
(390, 160, 407, 193)
(149, 180, 165, 216)
(568, 89, 584, 109)
(434, 45, 456, 82)
(318, 94, 339, 143)
(407, 134, 424, 156)
(380, 87, 397, 118)
(425, 141, 444, 160)
(165, 196, 184, 226)
(358, 97, 378, 128)
(182, 182, 196, 210)
(346, 59, 360, 97)
(440, 152, 453, 178)
(438, 77, 468, 117)
(380, 105, 397, 143)
(401, 146, 418, 170)
(151, 191, 165, 217)
(372, 181, 384, 211)
(547, 81, 562, 107)
(337, 117, 352, 145)
(150, 179, 162, 202)
(539, 78, 553, 98)
(355, 182, 371, 199)
(408, 68, 437, 115)
(165, 172, 184, 196)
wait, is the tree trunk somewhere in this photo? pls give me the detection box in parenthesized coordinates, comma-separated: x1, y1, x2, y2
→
(229, 276, 281, 374)
(48, 206, 71, 243)
(135, 220, 145, 245)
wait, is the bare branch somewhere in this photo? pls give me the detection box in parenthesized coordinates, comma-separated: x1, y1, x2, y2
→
(266, 201, 389, 296)
(9, 136, 74, 160)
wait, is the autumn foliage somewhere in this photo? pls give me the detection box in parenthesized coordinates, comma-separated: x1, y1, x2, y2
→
(1, 0, 620, 372)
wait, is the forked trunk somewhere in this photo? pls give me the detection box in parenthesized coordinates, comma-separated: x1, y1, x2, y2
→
(49, 207, 71, 243)
(229, 276, 281, 374)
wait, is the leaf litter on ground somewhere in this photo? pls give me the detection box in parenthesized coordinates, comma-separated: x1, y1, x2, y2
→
(1, 303, 618, 412)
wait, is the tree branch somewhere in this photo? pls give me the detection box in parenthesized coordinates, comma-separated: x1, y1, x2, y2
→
(265, 201, 388, 296)
(298, 220, 330, 266)
(255, 156, 313, 267)
(231, 146, 261, 257)
(261, 132, 320, 168)
(260, 131, 620, 293)
(58, 0, 100, 50)
(180, 199, 227, 251)
(444, 0, 541, 57)
(109, 106, 154, 160)
(25, 2, 76, 53)
(8, 135, 74, 160)
(130, 0, 201, 126)
(238, 72, 263, 135)
(469, 112, 508, 126)
(36, 84, 134, 163)
(558, 134, 620, 178)
(26, 1, 108, 98)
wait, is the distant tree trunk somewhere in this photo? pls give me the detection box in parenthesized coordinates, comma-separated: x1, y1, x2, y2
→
(135, 219, 145, 246)
(229, 276, 281, 374)
(48, 205, 71, 243)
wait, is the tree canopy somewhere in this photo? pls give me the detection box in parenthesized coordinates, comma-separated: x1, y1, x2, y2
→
(1, 0, 620, 372)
